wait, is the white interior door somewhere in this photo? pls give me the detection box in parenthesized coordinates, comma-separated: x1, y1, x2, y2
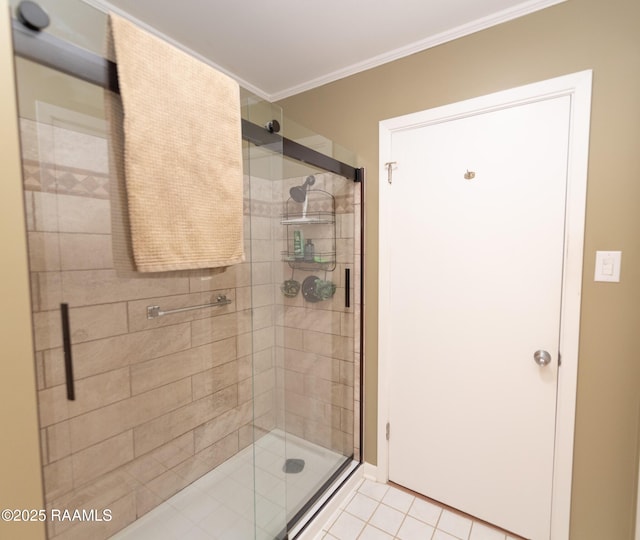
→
(386, 95, 571, 540)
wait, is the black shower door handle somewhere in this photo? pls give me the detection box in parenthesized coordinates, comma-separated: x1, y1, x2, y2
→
(60, 303, 75, 401)
(345, 268, 351, 308)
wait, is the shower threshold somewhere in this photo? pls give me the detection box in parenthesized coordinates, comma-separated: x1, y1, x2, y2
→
(110, 429, 351, 540)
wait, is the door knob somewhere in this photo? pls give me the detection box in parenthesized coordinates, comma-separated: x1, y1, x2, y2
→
(533, 350, 552, 367)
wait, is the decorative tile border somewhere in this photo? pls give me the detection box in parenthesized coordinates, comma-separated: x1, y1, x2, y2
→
(22, 159, 111, 200)
(22, 162, 357, 221)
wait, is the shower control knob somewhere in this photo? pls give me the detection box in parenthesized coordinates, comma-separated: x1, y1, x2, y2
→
(533, 349, 552, 367)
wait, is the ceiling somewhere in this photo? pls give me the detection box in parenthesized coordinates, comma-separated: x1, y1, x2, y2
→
(89, 0, 563, 101)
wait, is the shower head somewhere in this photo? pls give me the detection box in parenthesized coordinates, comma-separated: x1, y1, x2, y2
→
(289, 175, 315, 203)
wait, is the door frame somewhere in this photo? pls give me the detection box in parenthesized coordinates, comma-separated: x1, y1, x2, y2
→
(377, 70, 592, 539)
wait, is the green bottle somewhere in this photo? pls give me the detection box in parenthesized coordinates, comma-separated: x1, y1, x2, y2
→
(293, 230, 304, 259)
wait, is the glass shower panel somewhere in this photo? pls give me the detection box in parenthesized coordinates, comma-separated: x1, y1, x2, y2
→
(12, 4, 284, 538)
(16, 57, 267, 539)
(276, 155, 360, 525)
(12, 2, 361, 538)
(282, 115, 358, 166)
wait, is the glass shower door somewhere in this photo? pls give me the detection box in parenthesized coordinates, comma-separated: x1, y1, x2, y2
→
(12, 2, 361, 538)
(242, 105, 363, 537)
(277, 158, 361, 528)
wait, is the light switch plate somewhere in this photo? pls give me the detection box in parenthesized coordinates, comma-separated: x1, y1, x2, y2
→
(594, 251, 622, 282)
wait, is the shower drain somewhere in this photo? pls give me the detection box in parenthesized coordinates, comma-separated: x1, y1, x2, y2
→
(283, 458, 305, 474)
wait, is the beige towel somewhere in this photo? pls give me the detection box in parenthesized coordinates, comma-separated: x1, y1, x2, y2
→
(108, 13, 244, 272)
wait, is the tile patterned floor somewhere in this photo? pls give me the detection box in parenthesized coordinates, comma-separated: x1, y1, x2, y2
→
(317, 479, 522, 540)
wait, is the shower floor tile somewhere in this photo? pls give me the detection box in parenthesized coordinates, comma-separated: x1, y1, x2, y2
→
(110, 429, 348, 539)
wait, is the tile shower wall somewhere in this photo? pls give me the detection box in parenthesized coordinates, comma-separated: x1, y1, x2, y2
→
(275, 173, 361, 459)
(20, 118, 277, 540)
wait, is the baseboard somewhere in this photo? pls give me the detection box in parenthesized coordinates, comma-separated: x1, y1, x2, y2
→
(363, 462, 378, 481)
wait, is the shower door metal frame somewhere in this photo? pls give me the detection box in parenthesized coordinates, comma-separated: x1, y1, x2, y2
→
(11, 18, 365, 183)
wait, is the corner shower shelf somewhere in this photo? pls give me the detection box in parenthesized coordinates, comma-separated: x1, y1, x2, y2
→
(280, 251, 336, 271)
(281, 189, 336, 271)
(280, 212, 335, 225)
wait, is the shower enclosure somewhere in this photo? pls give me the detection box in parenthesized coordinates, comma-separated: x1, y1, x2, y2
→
(10, 1, 363, 538)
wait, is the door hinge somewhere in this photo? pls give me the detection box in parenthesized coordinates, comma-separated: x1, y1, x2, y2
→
(386, 422, 390, 441)
(558, 352, 562, 366)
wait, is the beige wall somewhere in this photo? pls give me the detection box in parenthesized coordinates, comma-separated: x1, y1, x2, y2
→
(0, 3, 45, 540)
(279, 0, 640, 538)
